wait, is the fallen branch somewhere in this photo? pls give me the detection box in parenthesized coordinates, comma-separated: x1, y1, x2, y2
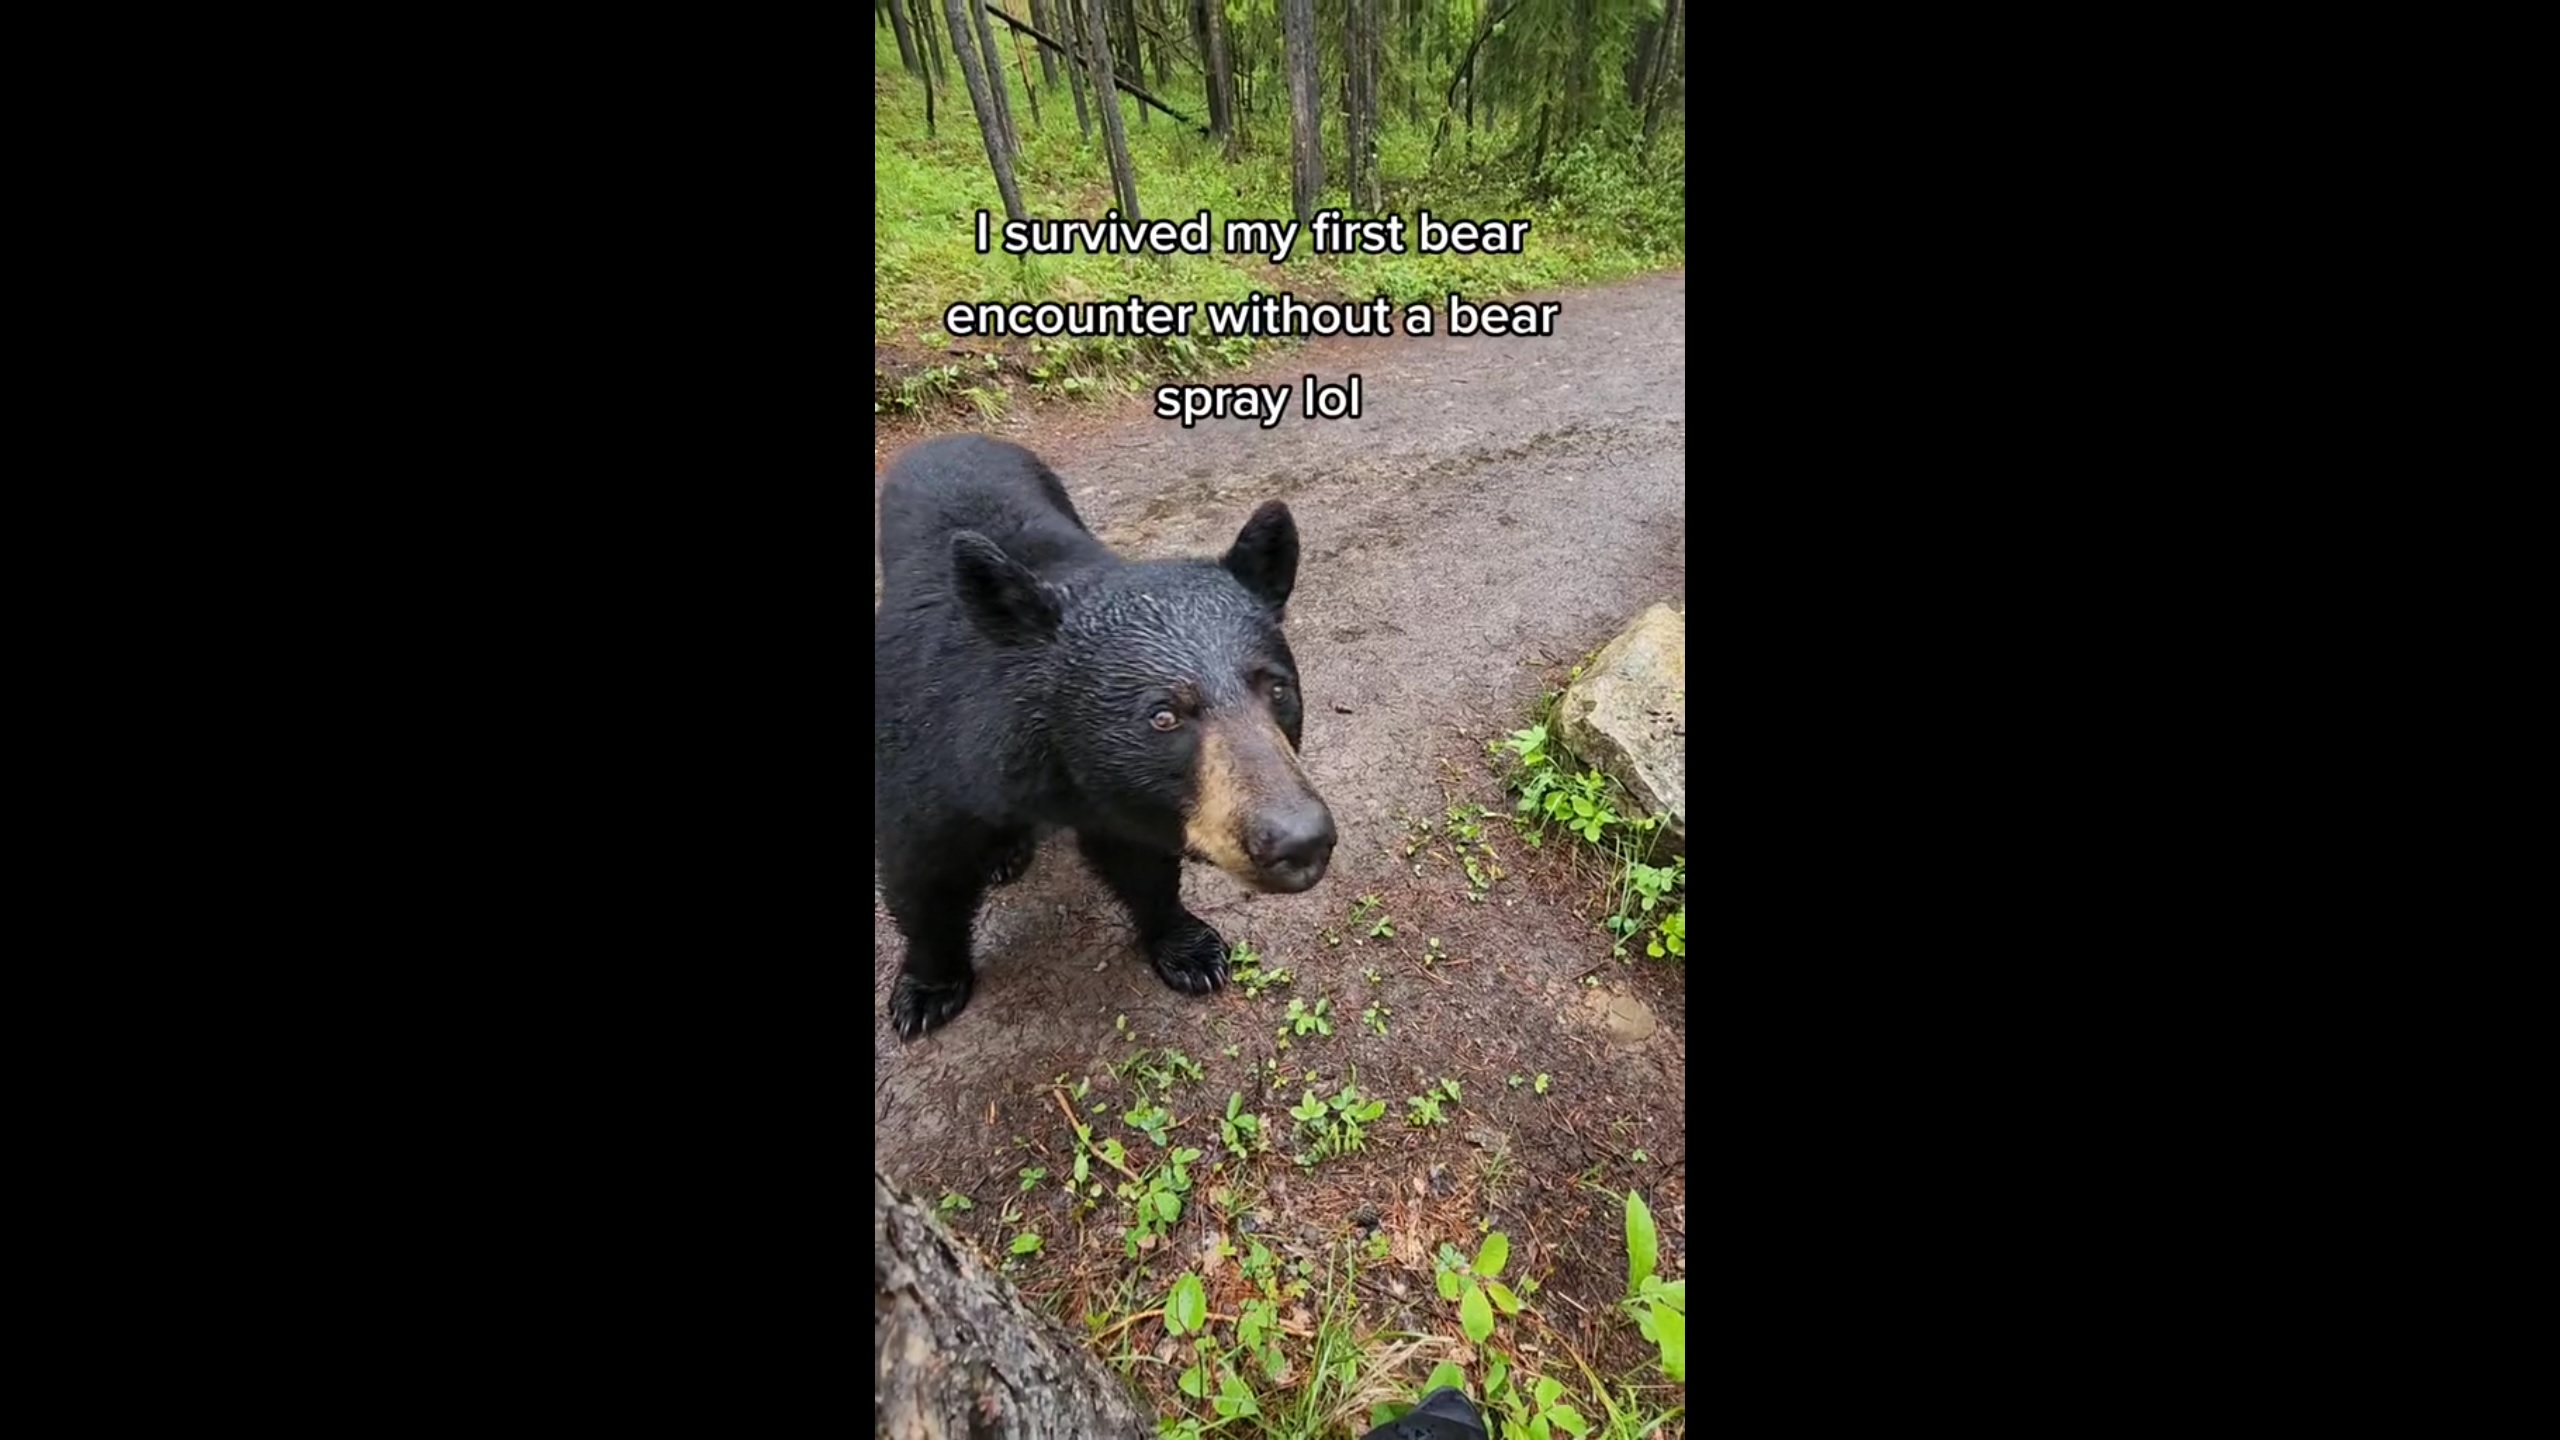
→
(1052, 1086, 1148, 1182)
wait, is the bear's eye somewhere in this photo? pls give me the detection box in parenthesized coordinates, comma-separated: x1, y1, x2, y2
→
(1150, 709, 1180, 732)
(1270, 681, 1292, 703)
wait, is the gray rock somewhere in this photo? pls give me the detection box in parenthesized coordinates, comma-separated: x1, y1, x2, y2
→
(1554, 603, 1685, 856)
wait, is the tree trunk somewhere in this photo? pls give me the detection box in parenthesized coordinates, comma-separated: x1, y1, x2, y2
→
(914, 0, 949, 82)
(1564, 0, 1594, 148)
(1195, 0, 1234, 145)
(911, 0, 939, 134)
(972, 0, 1020, 156)
(1641, 0, 1680, 151)
(1280, 0, 1322, 224)
(945, 0, 1030, 220)
(1205, 0, 1238, 157)
(1346, 0, 1378, 211)
(887, 0, 922, 74)
(1429, 1, 1508, 166)
(1063, 0, 1094, 138)
(1083, 0, 1144, 218)
(1028, 0, 1061, 85)
(875, 1173, 1152, 1440)
(1120, 0, 1147, 127)
(1010, 21, 1043, 129)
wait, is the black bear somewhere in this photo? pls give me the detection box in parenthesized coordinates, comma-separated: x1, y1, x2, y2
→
(875, 435, 1337, 1040)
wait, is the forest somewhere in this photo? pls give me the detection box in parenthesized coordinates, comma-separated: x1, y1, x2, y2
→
(874, 0, 1686, 417)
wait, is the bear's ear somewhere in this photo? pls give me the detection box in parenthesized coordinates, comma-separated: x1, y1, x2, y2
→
(950, 531, 1060, 642)
(1221, 501, 1298, 611)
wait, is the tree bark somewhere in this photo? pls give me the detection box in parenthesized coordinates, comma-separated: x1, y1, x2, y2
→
(1280, 0, 1322, 224)
(911, 0, 939, 134)
(972, 0, 1021, 156)
(1641, 0, 1680, 150)
(1204, 0, 1238, 157)
(1010, 19, 1043, 129)
(887, 0, 922, 74)
(1346, 0, 1377, 211)
(1027, 0, 1061, 85)
(875, 1172, 1152, 1440)
(945, 0, 1030, 220)
(1082, 0, 1144, 218)
(913, 0, 949, 82)
(1060, 0, 1094, 137)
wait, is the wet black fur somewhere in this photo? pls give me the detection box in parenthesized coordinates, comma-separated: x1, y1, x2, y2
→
(876, 434, 1309, 1039)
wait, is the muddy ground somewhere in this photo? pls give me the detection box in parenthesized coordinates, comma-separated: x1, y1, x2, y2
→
(872, 270, 1687, 1416)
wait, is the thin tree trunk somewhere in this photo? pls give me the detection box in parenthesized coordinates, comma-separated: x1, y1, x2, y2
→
(972, 0, 1020, 156)
(1280, 0, 1321, 224)
(875, 1173, 1151, 1440)
(1629, 16, 1661, 105)
(915, 0, 949, 81)
(911, 0, 939, 134)
(887, 0, 922, 74)
(1346, 0, 1377, 211)
(1565, 0, 1594, 148)
(1028, 0, 1061, 85)
(1641, 0, 1680, 151)
(1121, 0, 1148, 127)
(1011, 23, 1043, 128)
(1202, 0, 1238, 157)
(1429, 1, 1510, 166)
(1063, 0, 1094, 138)
(1082, 0, 1143, 218)
(945, 0, 1029, 220)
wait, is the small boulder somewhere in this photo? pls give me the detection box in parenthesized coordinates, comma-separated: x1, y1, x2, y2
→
(1554, 603, 1685, 856)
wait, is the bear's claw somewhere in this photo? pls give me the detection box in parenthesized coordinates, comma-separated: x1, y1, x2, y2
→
(1148, 919, 1230, 996)
(987, 833, 1037, 886)
(891, 970, 975, 1039)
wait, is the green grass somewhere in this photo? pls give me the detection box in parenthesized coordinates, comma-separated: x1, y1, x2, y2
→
(1490, 677, 1687, 963)
(873, 25, 1684, 401)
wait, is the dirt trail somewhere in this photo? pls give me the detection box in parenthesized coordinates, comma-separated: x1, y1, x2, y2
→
(871, 270, 1686, 1380)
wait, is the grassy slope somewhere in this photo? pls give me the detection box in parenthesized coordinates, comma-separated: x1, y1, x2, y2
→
(874, 23, 1683, 409)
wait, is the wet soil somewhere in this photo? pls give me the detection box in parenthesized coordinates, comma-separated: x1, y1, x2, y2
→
(872, 269, 1687, 1396)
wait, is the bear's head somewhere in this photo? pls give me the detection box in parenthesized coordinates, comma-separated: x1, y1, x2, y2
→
(948, 501, 1337, 895)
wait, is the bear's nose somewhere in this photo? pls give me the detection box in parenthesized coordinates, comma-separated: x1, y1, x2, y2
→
(1248, 805, 1336, 879)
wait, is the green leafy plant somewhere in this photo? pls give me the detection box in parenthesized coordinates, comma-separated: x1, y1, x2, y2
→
(1128, 1046, 1205, 1091)
(1623, 1190, 1686, 1382)
(1435, 1232, 1524, 1345)
(1280, 997, 1333, 1038)
(1363, 1001, 1391, 1035)
(1407, 1077, 1463, 1127)
(1118, 1145, 1204, 1257)
(1217, 1091, 1266, 1162)
(1230, 941, 1293, 997)
(935, 1191, 974, 1215)
(1289, 1082, 1387, 1164)
(1648, 906, 1685, 960)
(1489, 1370, 1591, 1439)
(1123, 1102, 1173, 1148)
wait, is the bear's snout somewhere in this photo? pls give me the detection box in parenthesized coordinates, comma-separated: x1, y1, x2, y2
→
(1244, 802, 1336, 893)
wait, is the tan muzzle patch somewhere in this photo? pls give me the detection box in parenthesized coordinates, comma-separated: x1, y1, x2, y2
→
(1182, 716, 1312, 879)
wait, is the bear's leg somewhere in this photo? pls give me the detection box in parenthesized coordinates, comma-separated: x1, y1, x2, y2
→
(986, 828, 1038, 886)
(882, 857, 990, 1040)
(1077, 833, 1229, 995)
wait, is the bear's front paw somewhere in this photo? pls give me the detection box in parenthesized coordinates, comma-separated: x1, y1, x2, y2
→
(986, 832, 1038, 886)
(1147, 918, 1229, 996)
(891, 969, 975, 1039)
